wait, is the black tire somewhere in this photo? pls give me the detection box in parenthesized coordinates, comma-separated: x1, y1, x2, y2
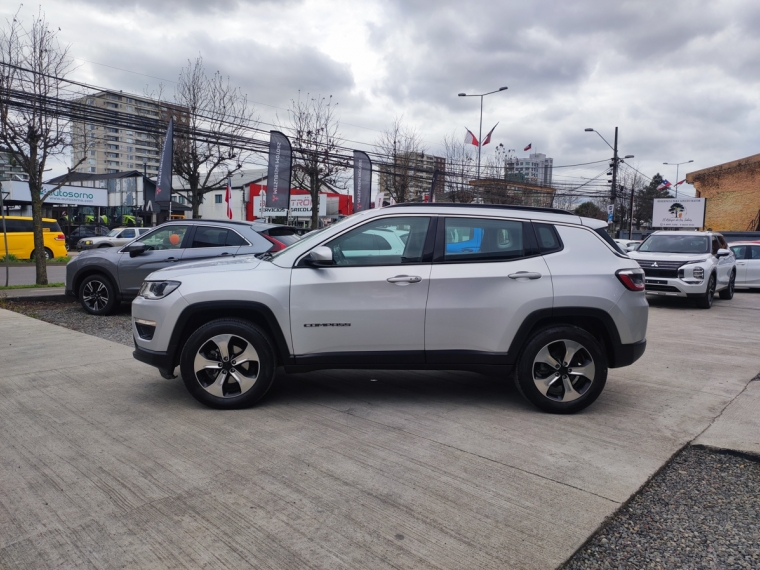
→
(696, 274, 716, 308)
(78, 274, 119, 315)
(719, 271, 735, 300)
(30, 247, 54, 260)
(515, 326, 608, 414)
(179, 319, 277, 409)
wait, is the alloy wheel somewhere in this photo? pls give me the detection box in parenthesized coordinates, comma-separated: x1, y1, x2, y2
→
(193, 334, 260, 398)
(82, 280, 110, 312)
(532, 339, 595, 402)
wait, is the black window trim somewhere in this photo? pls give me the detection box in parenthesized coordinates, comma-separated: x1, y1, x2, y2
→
(432, 215, 540, 264)
(188, 224, 251, 249)
(532, 222, 564, 255)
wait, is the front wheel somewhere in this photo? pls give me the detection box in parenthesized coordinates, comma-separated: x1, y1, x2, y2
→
(515, 326, 608, 414)
(179, 319, 277, 409)
(719, 271, 735, 300)
(79, 274, 119, 315)
(696, 274, 716, 308)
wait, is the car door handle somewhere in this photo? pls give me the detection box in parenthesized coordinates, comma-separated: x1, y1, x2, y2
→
(167, 256, 179, 262)
(387, 275, 422, 284)
(737, 262, 746, 265)
(509, 271, 542, 280)
(221, 252, 230, 256)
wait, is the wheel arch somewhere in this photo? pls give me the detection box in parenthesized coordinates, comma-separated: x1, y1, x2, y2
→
(507, 308, 623, 368)
(168, 301, 292, 370)
(73, 267, 118, 296)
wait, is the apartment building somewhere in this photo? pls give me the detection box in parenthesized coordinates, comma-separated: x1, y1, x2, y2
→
(0, 148, 28, 181)
(508, 153, 553, 187)
(378, 151, 446, 202)
(71, 92, 188, 177)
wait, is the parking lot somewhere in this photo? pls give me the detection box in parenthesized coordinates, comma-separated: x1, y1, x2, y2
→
(1, 294, 759, 568)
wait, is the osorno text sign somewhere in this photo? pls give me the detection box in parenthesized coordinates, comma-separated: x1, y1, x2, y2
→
(265, 131, 292, 209)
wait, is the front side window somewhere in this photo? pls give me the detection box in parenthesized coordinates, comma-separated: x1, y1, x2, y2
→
(444, 217, 527, 262)
(138, 225, 189, 250)
(325, 217, 430, 266)
(730, 245, 747, 259)
(121, 229, 136, 239)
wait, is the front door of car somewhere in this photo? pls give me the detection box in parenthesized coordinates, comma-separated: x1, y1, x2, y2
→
(117, 225, 190, 296)
(290, 216, 434, 363)
(425, 217, 553, 362)
(731, 245, 748, 285)
(179, 225, 244, 263)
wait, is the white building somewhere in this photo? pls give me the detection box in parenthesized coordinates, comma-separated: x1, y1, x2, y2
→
(511, 153, 553, 187)
(192, 168, 268, 221)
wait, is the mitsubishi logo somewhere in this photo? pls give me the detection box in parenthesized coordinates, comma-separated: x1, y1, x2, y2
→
(652, 262, 659, 267)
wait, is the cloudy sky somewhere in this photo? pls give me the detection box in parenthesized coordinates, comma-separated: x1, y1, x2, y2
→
(4, 0, 760, 198)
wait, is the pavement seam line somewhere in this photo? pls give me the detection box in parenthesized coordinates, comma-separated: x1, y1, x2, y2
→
(319, 402, 621, 505)
(689, 370, 759, 446)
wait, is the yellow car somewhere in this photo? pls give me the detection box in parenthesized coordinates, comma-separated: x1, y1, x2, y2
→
(0, 216, 68, 259)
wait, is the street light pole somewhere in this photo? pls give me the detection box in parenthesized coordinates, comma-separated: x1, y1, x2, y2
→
(663, 160, 693, 199)
(459, 86, 508, 182)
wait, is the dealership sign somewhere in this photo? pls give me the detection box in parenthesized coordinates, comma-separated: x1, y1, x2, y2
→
(6, 180, 108, 206)
(652, 198, 706, 228)
(253, 193, 326, 218)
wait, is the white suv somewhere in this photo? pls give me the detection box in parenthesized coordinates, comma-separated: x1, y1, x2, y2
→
(131, 204, 649, 414)
(629, 230, 736, 308)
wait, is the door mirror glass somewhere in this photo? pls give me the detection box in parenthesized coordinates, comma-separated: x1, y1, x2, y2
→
(306, 246, 335, 267)
(125, 243, 147, 257)
(716, 248, 731, 258)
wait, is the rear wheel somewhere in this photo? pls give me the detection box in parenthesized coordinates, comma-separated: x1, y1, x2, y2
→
(696, 274, 716, 308)
(179, 319, 277, 409)
(515, 326, 608, 414)
(30, 247, 54, 260)
(79, 274, 119, 315)
(719, 270, 735, 300)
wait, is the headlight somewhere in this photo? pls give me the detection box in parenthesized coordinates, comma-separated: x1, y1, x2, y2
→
(83, 240, 92, 245)
(138, 280, 181, 299)
(693, 266, 704, 280)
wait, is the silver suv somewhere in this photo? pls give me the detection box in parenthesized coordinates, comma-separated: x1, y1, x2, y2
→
(132, 204, 649, 414)
(629, 230, 736, 308)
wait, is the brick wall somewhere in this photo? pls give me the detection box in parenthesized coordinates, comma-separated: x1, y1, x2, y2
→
(686, 153, 760, 231)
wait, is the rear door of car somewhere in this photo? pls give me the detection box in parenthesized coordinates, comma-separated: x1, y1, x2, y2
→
(117, 225, 191, 295)
(746, 245, 760, 287)
(179, 225, 245, 263)
(424, 216, 553, 363)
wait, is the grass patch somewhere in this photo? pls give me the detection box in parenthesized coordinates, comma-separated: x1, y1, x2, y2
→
(0, 282, 65, 290)
(0, 255, 71, 264)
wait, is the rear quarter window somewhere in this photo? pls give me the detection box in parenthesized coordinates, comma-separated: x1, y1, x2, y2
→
(594, 227, 626, 254)
(533, 223, 563, 254)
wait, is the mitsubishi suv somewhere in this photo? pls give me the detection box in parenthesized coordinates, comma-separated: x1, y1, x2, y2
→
(131, 204, 649, 414)
(628, 230, 736, 308)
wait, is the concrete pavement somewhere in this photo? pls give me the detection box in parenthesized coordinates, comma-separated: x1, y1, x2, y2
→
(1, 293, 759, 568)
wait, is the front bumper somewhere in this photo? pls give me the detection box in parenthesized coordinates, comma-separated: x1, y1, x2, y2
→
(644, 277, 707, 297)
(133, 342, 174, 373)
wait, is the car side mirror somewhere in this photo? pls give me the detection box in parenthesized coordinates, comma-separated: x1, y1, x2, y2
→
(716, 248, 731, 258)
(305, 246, 335, 267)
(125, 243, 147, 257)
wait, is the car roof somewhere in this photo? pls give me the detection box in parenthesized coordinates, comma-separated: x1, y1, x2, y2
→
(386, 203, 576, 217)
(728, 241, 760, 245)
(651, 230, 720, 236)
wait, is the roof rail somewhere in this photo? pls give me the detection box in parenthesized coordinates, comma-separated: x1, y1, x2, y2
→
(384, 203, 576, 216)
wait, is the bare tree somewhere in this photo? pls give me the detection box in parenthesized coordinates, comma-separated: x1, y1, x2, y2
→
(0, 7, 89, 284)
(375, 117, 425, 203)
(441, 131, 475, 203)
(151, 57, 255, 218)
(284, 93, 348, 229)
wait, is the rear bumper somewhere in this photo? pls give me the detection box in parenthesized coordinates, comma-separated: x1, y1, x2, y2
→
(611, 338, 646, 368)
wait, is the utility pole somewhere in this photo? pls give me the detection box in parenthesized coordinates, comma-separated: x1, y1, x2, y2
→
(611, 126, 618, 203)
(629, 183, 635, 240)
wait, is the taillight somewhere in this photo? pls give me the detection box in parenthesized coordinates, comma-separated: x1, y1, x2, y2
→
(616, 268, 645, 291)
(55, 233, 65, 241)
(261, 233, 287, 252)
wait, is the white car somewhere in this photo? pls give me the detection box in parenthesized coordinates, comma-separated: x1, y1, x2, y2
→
(614, 239, 642, 252)
(77, 227, 152, 250)
(132, 203, 649, 414)
(629, 230, 736, 308)
(728, 242, 760, 289)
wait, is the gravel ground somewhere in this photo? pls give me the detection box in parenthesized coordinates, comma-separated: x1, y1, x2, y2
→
(1, 298, 133, 346)
(565, 446, 760, 570)
(5, 300, 760, 569)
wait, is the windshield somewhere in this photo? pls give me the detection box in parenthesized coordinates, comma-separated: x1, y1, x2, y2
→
(639, 235, 709, 254)
(107, 229, 121, 237)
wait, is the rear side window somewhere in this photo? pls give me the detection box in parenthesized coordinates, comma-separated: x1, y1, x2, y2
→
(750, 246, 760, 260)
(443, 217, 528, 262)
(594, 227, 625, 254)
(42, 221, 62, 232)
(533, 223, 563, 254)
(192, 226, 230, 248)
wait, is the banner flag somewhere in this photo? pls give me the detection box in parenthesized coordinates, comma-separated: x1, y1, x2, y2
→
(266, 131, 293, 209)
(225, 177, 233, 219)
(353, 150, 372, 213)
(155, 117, 173, 204)
(374, 191, 384, 209)
(464, 128, 479, 147)
(482, 123, 499, 146)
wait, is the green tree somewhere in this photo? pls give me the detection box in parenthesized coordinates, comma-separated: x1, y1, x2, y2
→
(634, 173, 672, 229)
(574, 201, 606, 220)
